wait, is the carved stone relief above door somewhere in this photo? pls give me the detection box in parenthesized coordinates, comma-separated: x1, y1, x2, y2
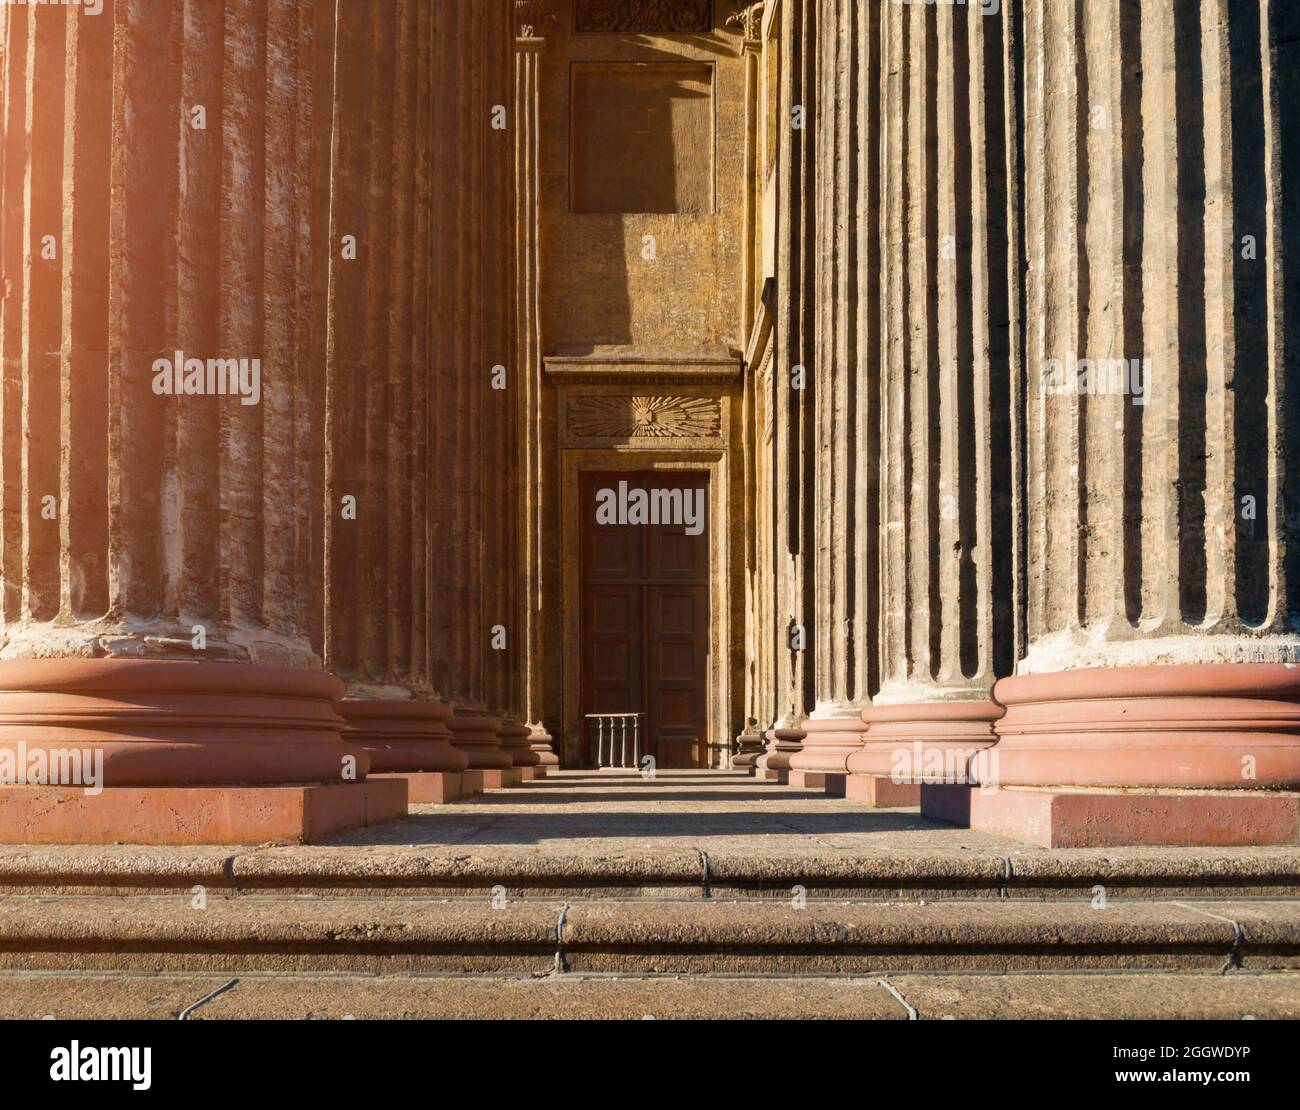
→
(567, 395, 722, 440)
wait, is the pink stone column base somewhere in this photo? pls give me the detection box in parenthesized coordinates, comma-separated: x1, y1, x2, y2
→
(787, 717, 867, 775)
(922, 783, 1300, 847)
(0, 659, 364, 786)
(370, 771, 466, 805)
(846, 700, 1002, 781)
(338, 698, 467, 775)
(497, 720, 542, 768)
(529, 725, 560, 768)
(448, 714, 514, 771)
(0, 779, 408, 846)
(992, 664, 1300, 789)
(754, 727, 805, 783)
(787, 770, 846, 796)
(844, 773, 921, 808)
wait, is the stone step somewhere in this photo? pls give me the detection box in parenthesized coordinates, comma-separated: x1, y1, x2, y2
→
(2, 894, 1298, 976)
(0, 969, 1296, 1020)
(5, 844, 1300, 900)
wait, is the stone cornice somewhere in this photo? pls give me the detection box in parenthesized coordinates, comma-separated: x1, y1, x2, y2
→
(544, 353, 742, 384)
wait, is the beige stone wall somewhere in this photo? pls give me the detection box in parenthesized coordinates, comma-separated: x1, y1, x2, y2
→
(527, 3, 752, 763)
(538, 3, 747, 357)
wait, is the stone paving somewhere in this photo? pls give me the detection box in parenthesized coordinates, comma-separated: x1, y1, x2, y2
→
(341, 768, 1020, 852)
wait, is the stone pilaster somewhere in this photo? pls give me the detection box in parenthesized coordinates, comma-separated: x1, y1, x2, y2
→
(514, 2, 557, 766)
(0, 0, 406, 841)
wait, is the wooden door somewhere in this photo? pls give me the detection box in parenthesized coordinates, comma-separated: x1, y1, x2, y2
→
(580, 471, 710, 768)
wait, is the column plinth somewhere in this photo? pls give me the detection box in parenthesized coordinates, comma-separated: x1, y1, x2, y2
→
(0, 659, 408, 844)
(449, 711, 515, 788)
(730, 728, 766, 771)
(497, 718, 541, 779)
(528, 724, 559, 771)
(339, 698, 473, 804)
(990, 665, 1300, 790)
(787, 713, 868, 794)
(755, 725, 805, 783)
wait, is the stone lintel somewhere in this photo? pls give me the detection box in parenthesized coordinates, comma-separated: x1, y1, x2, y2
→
(544, 353, 742, 383)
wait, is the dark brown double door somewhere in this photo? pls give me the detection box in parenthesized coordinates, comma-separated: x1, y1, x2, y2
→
(580, 471, 710, 769)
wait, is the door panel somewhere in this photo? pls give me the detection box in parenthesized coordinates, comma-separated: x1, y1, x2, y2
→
(580, 471, 710, 768)
(583, 584, 644, 716)
(647, 584, 708, 769)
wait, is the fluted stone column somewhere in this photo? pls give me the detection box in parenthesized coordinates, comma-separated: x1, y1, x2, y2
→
(942, 0, 1300, 846)
(837, 0, 1017, 807)
(429, 1, 518, 788)
(788, 0, 879, 792)
(0, 0, 404, 843)
(755, 0, 816, 783)
(322, 0, 469, 804)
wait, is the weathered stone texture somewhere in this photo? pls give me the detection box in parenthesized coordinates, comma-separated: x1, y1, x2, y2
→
(1, 0, 328, 669)
(1020, 0, 1299, 672)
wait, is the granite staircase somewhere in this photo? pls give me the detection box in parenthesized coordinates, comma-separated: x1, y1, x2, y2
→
(0, 839, 1298, 1019)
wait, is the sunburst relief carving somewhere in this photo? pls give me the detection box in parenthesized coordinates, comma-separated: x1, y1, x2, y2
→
(568, 395, 722, 438)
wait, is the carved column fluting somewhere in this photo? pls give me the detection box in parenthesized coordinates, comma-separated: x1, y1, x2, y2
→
(0, 1, 379, 815)
(788, 0, 879, 790)
(838, 0, 1017, 805)
(756, 0, 816, 781)
(950, 0, 1300, 846)
(436, 1, 513, 779)
(322, 0, 467, 788)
